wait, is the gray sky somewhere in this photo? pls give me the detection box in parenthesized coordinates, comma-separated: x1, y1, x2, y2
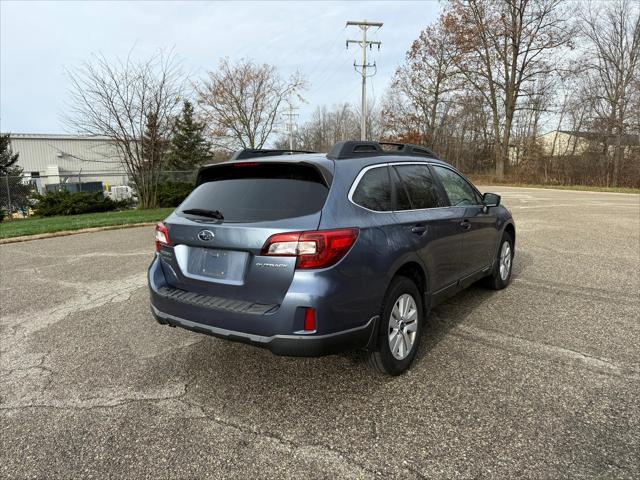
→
(1, 0, 440, 134)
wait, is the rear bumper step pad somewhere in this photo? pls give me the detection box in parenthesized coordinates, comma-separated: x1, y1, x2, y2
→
(156, 286, 278, 315)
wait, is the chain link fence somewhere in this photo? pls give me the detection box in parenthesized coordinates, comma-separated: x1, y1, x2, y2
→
(0, 170, 199, 219)
(0, 174, 34, 217)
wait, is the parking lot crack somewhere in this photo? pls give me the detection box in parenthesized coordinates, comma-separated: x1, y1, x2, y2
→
(192, 407, 398, 477)
(513, 277, 640, 305)
(450, 323, 640, 380)
(0, 383, 189, 412)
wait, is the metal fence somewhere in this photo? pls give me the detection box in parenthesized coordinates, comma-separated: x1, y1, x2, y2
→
(0, 170, 199, 217)
(0, 175, 34, 216)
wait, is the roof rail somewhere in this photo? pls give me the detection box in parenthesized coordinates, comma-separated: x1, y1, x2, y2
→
(326, 141, 438, 160)
(230, 148, 316, 160)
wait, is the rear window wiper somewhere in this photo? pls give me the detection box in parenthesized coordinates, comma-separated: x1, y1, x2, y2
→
(181, 208, 224, 220)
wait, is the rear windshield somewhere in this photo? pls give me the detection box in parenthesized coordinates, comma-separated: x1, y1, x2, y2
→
(178, 163, 329, 223)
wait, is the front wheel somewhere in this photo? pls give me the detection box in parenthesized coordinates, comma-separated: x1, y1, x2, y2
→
(368, 277, 423, 375)
(483, 231, 514, 290)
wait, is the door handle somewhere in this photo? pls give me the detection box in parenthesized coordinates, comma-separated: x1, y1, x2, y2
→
(411, 224, 427, 235)
(459, 219, 471, 230)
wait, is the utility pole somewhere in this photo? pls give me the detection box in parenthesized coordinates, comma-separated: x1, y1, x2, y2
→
(282, 104, 299, 150)
(346, 20, 382, 141)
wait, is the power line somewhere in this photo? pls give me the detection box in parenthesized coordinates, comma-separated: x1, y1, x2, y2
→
(346, 20, 382, 140)
(305, 25, 347, 87)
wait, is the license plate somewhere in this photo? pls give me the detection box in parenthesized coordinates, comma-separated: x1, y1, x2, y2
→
(182, 246, 248, 283)
(191, 248, 229, 279)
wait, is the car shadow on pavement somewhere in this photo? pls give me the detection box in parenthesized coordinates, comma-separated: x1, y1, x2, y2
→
(413, 249, 531, 365)
(175, 252, 531, 406)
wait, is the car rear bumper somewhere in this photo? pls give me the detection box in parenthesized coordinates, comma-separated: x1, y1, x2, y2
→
(151, 304, 378, 357)
(148, 255, 379, 356)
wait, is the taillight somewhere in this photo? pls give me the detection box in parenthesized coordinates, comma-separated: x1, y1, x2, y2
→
(261, 228, 359, 269)
(155, 223, 170, 251)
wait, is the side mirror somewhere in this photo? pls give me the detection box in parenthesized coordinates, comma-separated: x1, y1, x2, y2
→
(483, 192, 501, 208)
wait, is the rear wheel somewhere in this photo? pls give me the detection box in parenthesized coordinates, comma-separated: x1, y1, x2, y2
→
(483, 231, 514, 290)
(368, 277, 423, 375)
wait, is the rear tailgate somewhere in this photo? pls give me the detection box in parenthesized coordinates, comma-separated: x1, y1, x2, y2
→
(158, 161, 330, 306)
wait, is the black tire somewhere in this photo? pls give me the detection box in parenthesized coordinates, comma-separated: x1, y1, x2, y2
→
(367, 276, 423, 375)
(483, 231, 514, 290)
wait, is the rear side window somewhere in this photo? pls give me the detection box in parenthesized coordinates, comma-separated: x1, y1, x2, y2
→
(431, 165, 481, 206)
(352, 167, 393, 211)
(179, 163, 328, 223)
(390, 168, 412, 210)
(393, 164, 441, 209)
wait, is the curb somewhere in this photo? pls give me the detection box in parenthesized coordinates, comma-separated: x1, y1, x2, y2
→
(477, 185, 640, 195)
(0, 222, 157, 245)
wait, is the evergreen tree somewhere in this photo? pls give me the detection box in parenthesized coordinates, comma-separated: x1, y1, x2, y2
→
(166, 100, 211, 170)
(0, 133, 19, 175)
(142, 111, 167, 167)
(133, 111, 170, 208)
(0, 135, 31, 215)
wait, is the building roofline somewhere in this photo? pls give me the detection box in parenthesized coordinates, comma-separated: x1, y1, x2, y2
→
(7, 133, 114, 141)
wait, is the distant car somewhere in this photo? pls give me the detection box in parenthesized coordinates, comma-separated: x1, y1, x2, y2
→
(148, 141, 515, 375)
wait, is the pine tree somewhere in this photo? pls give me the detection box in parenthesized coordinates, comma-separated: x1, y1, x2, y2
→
(0, 133, 19, 175)
(142, 112, 166, 167)
(166, 101, 211, 170)
(133, 111, 170, 209)
(0, 133, 31, 215)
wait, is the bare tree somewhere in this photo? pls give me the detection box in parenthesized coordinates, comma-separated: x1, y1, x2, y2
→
(377, 0, 637, 187)
(385, 21, 456, 148)
(381, 16, 496, 172)
(65, 50, 183, 208)
(197, 58, 305, 150)
(275, 102, 380, 153)
(443, 0, 573, 179)
(579, 0, 640, 185)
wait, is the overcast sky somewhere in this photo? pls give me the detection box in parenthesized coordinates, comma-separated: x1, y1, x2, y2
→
(0, 0, 440, 135)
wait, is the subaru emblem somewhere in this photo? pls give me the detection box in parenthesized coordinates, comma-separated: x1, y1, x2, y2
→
(198, 230, 215, 242)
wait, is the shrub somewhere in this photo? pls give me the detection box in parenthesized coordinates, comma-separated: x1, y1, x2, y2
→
(156, 181, 193, 208)
(0, 208, 5, 222)
(31, 190, 128, 217)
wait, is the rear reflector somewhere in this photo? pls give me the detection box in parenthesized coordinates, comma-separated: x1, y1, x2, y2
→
(304, 308, 316, 331)
(155, 223, 170, 251)
(261, 228, 359, 269)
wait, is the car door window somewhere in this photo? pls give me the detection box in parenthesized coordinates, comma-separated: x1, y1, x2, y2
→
(352, 166, 393, 211)
(393, 164, 442, 210)
(431, 165, 481, 206)
(389, 167, 412, 210)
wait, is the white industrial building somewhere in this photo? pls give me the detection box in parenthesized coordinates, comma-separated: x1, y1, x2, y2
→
(9, 133, 129, 193)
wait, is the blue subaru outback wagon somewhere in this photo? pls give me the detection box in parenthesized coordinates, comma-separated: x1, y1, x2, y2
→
(149, 141, 515, 375)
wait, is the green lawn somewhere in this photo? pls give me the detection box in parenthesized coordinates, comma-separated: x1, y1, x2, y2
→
(0, 208, 174, 239)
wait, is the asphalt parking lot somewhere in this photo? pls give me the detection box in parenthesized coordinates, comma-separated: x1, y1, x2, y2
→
(1, 186, 639, 479)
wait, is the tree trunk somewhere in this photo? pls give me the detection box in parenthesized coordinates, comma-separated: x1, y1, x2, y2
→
(495, 146, 505, 180)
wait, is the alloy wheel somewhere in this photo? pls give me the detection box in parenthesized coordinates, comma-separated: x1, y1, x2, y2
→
(388, 293, 418, 360)
(499, 241, 512, 281)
